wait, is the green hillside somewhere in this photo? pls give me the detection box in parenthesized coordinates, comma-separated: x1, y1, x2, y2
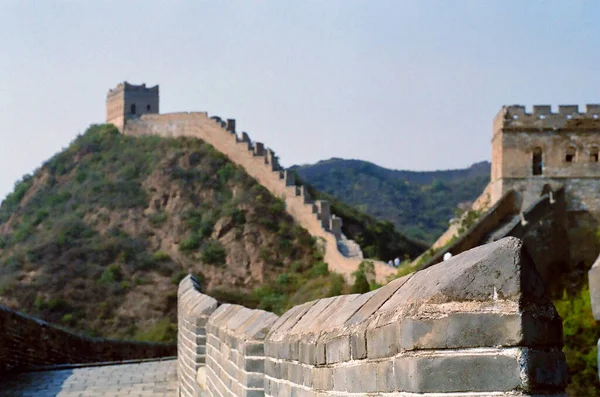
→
(293, 158, 490, 243)
(0, 125, 421, 341)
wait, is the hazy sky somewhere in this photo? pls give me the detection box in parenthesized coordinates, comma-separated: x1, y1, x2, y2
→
(1, 1, 599, 201)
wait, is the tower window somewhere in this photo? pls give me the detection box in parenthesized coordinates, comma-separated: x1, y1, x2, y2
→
(532, 147, 543, 175)
(147, 104, 151, 111)
(591, 147, 599, 162)
(565, 146, 576, 163)
(130, 104, 136, 115)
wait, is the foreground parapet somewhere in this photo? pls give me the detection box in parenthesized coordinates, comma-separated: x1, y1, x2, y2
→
(265, 237, 566, 396)
(176, 237, 566, 396)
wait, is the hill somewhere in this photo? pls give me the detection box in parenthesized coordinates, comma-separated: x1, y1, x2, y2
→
(0, 125, 421, 341)
(292, 159, 490, 243)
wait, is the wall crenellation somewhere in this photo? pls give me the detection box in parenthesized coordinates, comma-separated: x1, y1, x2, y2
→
(498, 104, 600, 131)
(177, 238, 568, 397)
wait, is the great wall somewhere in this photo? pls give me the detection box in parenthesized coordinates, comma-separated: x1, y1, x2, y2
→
(175, 238, 568, 396)
(2, 83, 600, 395)
(124, 112, 394, 283)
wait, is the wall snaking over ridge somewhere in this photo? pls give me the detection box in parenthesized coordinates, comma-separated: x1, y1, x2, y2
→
(177, 237, 567, 396)
(124, 112, 395, 282)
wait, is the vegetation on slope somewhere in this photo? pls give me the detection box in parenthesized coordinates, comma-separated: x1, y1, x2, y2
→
(0, 125, 340, 340)
(552, 228, 600, 396)
(293, 158, 490, 243)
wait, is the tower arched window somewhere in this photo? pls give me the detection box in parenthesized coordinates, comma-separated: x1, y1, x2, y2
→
(130, 104, 136, 115)
(147, 104, 151, 111)
(565, 146, 576, 163)
(532, 147, 543, 176)
(591, 146, 599, 163)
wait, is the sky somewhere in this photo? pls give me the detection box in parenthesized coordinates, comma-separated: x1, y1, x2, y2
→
(1, 1, 599, 201)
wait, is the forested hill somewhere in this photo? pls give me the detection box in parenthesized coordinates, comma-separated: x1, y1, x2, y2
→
(0, 125, 423, 341)
(293, 159, 490, 243)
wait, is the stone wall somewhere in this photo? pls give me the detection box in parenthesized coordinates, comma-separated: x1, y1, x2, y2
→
(420, 187, 571, 289)
(491, 104, 600, 184)
(490, 104, 600, 212)
(0, 305, 175, 373)
(176, 237, 567, 396)
(123, 112, 395, 283)
(205, 304, 278, 396)
(178, 275, 218, 397)
(419, 189, 519, 269)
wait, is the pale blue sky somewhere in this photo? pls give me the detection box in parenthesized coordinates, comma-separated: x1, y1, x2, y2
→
(1, 1, 599, 201)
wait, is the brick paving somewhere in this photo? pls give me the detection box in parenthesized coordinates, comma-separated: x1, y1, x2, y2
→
(0, 359, 178, 397)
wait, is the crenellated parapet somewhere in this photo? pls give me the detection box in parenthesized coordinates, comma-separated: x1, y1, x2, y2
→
(176, 238, 568, 396)
(122, 109, 396, 281)
(495, 104, 600, 132)
(200, 114, 367, 262)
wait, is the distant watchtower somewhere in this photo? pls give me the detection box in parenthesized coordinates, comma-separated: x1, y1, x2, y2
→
(490, 104, 600, 214)
(106, 82, 159, 132)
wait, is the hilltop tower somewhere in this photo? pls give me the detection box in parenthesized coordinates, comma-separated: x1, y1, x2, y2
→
(106, 82, 159, 132)
(490, 104, 600, 264)
(490, 104, 600, 207)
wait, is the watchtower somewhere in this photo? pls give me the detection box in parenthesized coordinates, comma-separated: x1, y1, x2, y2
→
(106, 82, 159, 132)
(490, 104, 600, 209)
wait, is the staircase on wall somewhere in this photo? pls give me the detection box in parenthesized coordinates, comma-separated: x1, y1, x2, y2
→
(123, 112, 395, 282)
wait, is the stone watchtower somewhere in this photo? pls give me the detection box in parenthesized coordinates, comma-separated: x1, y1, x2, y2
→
(106, 82, 159, 132)
(490, 104, 600, 207)
(490, 104, 600, 264)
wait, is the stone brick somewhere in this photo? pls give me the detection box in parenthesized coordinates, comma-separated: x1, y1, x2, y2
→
(393, 351, 521, 393)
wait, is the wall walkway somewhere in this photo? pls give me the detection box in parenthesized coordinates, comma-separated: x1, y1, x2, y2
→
(124, 113, 395, 283)
(177, 237, 567, 396)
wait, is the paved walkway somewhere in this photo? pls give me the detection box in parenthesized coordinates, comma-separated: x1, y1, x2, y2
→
(0, 359, 178, 397)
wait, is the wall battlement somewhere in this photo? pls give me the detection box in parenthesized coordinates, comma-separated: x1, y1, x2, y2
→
(495, 104, 600, 132)
(176, 238, 567, 397)
(122, 111, 395, 282)
(107, 82, 159, 97)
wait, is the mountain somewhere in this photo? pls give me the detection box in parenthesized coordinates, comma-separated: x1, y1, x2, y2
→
(292, 159, 491, 243)
(0, 125, 421, 341)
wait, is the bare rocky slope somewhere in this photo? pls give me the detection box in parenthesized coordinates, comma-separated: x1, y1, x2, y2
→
(0, 124, 422, 341)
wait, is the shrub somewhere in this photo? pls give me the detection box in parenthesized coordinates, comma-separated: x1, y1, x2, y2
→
(201, 240, 226, 265)
(217, 163, 235, 184)
(99, 264, 122, 284)
(554, 284, 600, 395)
(134, 318, 177, 342)
(152, 251, 171, 262)
(148, 212, 168, 227)
(327, 273, 346, 297)
(179, 233, 201, 253)
(61, 313, 74, 325)
(311, 261, 329, 277)
(171, 271, 187, 285)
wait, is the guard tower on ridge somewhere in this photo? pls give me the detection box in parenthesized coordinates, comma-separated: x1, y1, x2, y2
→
(106, 82, 159, 132)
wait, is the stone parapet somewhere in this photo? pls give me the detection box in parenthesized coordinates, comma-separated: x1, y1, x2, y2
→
(496, 104, 600, 132)
(263, 237, 566, 396)
(0, 306, 175, 373)
(175, 238, 567, 396)
(205, 304, 278, 397)
(178, 275, 218, 397)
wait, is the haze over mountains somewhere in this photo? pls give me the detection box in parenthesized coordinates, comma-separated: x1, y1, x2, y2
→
(293, 159, 491, 243)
